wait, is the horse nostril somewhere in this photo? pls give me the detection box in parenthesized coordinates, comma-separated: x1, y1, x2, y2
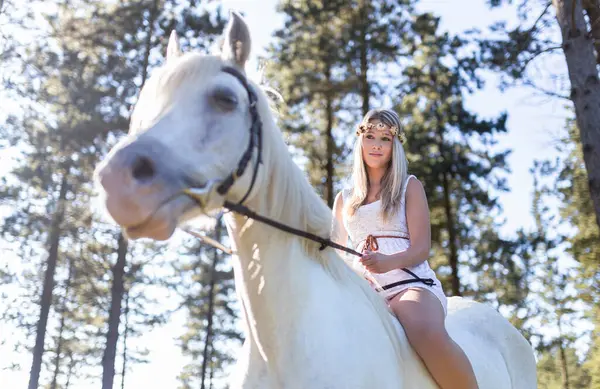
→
(131, 156, 156, 181)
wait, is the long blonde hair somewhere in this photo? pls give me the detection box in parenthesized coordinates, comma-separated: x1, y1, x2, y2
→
(346, 109, 408, 222)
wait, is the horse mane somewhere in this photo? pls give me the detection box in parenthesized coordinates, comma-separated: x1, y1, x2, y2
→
(249, 75, 404, 361)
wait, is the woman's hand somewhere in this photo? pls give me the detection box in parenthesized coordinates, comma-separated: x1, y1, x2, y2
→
(359, 250, 393, 274)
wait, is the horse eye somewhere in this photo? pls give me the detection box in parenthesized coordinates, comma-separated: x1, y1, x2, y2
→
(212, 88, 238, 111)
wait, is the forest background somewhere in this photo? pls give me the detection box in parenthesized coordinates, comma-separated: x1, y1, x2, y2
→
(0, 0, 599, 388)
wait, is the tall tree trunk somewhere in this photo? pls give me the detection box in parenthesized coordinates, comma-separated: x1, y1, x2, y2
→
(28, 172, 69, 389)
(50, 257, 74, 389)
(583, 0, 600, 64)
(558, 341, 571, 389)
(208, 350, 214, 389)
(557, 319, 571, 389)
(101, 233, 128, 389)
(65, 352, 74, 389)
(553, 0, 600, 231)
(436, 112, 461, 296)
(120, 288, 130, 389)
(140, 0, 160, 89)
(50, 308, 66, 389)
(358, 0, 369, 116)
(324, 62, 335, 208)
(200, 219, 222, 389)
(442, 171, 460, 296)
(102, 1, 158, 387)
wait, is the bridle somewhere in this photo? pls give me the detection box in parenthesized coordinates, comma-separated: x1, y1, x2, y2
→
(213, 66, 263, 205)
(183, 66, 434, 289)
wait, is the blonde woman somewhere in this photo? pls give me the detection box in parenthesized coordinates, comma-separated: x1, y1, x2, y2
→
(332, 109, 478, 389)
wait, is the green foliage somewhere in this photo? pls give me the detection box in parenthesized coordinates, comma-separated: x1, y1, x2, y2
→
(170, 221, 241, 389)
(555, 122, 600, 297)
(521, 120, 599, 385)
(553, 120, 600, 389)
(0, 0, 232, 387)
(265, 0, 421, 205)
(477, 1, 560, 91)
(265, 1, 352, 204)
(1, 0, 599, 387)
(397, 12, 511, 296)
(537, 345, 591, 389)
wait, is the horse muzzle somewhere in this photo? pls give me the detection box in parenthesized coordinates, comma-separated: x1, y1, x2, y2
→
(95, 136, 194, 239)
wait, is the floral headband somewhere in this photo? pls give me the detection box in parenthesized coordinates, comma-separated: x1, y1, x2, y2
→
(356, 121, 407, 144)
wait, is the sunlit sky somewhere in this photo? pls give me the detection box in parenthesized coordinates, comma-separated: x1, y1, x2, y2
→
(1, 0, 574, 388)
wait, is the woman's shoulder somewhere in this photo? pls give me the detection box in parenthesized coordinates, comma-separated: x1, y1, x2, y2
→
(404, 175, 427, 201)
(400, 174, 424, 202)
(334, 188, 351, 211)
(401, 174, 416, 194)
(406, 174, 420, 187)
(337, 187, 353, 202)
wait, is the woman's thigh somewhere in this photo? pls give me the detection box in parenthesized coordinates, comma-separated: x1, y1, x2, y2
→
(388, 288, 447, 347)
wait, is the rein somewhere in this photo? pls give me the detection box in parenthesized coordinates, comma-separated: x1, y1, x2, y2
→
(183, 65, 434, 289)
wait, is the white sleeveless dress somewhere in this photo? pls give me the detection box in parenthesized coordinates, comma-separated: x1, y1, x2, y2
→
(342, 175, 447, 315)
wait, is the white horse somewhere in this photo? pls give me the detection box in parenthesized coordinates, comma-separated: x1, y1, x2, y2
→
(94, 12, 537, 389)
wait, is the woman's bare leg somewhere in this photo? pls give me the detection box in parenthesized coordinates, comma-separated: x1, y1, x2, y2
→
(388, 289, 478, 389)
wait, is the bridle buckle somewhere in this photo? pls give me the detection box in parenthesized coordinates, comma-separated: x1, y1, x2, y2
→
(184, 179, 226, 211)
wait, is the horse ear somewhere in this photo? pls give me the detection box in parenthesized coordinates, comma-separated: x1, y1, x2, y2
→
(166, 30, 182, 63)
(220, 11, 251, 69)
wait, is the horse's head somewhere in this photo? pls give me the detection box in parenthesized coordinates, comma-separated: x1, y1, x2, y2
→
(94, 12, 264, 240)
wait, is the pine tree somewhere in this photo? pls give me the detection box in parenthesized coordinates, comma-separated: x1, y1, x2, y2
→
(553, 120, 600, 389)
(2, 1, 226, 387)
(398, 12, 510, 296)
(555, 121, 600, 302)
(265, 0, 353, 206)
(525, 159, 594, 387)
(31, 2, 227, 387)
(583, 333, 600, 389)
(537, 346, 591, 389)
(340, 0, 417, 116)
(481, 0, 600, 230)
(266, 0, 421, 206)
(173, 219, 241, 389)
(48, 256, 74, 389)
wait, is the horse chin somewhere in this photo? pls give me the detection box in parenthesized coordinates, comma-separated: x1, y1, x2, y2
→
(124, 219, 177, 241)
(123, 196, 194, 241)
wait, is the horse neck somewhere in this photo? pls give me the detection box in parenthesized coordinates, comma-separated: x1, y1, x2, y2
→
(224, 124, 336, 358)
(233, 109, 332, 257)
(224, 209, 328, 364)
(223, 133, 408, 375)
(260, 122, 332, 240)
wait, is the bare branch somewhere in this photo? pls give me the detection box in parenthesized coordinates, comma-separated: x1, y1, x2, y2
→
(530, 2, 554, 34)
(522, 78, 570, 100)
(521, 45, 563, 70)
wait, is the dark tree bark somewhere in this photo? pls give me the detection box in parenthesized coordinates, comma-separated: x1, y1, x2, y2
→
(50, 257, 74, 389)
(28, 172, 69, 389)
(324, 61, 335, 208)
(200, 220, 222, 389)
(101, 233, 128, 389)
(553, 0, 600, 232)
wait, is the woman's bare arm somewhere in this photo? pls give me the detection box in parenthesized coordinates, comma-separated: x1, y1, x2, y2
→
(387, 177, 432, 268)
